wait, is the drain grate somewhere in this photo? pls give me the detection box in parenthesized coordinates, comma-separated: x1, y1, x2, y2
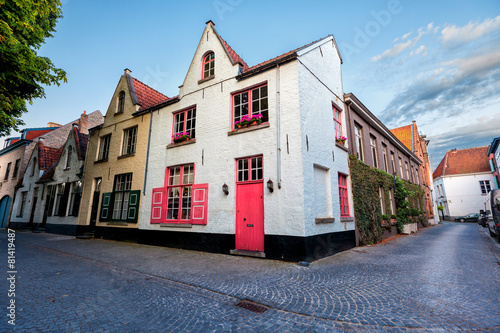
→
(235, 300, 268, 314)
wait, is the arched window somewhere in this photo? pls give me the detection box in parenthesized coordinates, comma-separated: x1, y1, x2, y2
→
(202, 52, 215, 79)
(117, 91, 125, 113)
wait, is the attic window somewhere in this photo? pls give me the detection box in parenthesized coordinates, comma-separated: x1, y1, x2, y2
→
(202, 52, 215, 79)
(65, 146, 72, 169)
(117, 91, 125, 114)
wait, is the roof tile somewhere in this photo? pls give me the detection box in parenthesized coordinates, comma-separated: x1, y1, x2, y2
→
(131, 78, 169, 111)
(433, 146, 491, 178)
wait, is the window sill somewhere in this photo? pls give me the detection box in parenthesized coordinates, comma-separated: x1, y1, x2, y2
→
(94, 159, 108, 164)
(228, 123, 270, 136)
(315, 217, 335, 224)
(159, 223, 193, 228)
(106, 222, 129, 226)
(118, 153, 135, 160)
(114, 111, 124, 116)
(198, 76, 215, 84)
(63, 167, 70, 171)
(340, 217, 354, 222)
(167, 139, 196, 149)
(336, 142, 348, 152)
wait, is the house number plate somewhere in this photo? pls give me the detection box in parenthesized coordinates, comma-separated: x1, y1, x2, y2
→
(247, 224, 254, 227)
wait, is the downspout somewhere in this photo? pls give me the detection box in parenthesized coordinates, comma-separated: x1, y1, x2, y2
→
(143, 111, 154, 195)
(276, 65, 281, 189)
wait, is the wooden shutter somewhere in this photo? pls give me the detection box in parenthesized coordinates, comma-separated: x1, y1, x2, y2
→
(151, 187, 165, 224)
(100, 192, 113, 222)
(126, 190, 141, 223)
(191, 183, 208, 225)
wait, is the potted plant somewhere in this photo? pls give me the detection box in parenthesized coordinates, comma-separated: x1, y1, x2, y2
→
(336, 136, 347, 145)
(235, 115, 251, 128)
(172, 131, 191, 143)
(249, 113, 263, 125)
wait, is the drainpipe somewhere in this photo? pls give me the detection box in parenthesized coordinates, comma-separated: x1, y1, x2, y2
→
(143, 111, 154, 195)
(276, 65, 281, 189)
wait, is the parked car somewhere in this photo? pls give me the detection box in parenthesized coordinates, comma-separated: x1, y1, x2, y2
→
(454, 213, 480, 223)
(486, 189, 500, 243)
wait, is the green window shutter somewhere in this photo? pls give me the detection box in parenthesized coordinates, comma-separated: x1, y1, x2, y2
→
(100, 192, 113, 222)
(126, 190, 141, 223)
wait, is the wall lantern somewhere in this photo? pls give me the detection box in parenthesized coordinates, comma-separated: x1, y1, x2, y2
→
(222, 183, 229, 195)
(267, 179, 274, 193)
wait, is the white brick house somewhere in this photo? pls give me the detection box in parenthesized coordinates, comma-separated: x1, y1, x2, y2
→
(133, 21, 354, 261)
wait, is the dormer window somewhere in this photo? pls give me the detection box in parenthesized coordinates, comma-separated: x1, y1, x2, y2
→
(117, 91, 125, 114)
(202, 52, 215, 79)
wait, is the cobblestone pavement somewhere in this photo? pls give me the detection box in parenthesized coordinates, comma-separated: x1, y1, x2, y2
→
(1, 221, 499, 332)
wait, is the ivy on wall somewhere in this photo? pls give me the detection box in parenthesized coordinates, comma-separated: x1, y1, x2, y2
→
(349, 155, 425, 245)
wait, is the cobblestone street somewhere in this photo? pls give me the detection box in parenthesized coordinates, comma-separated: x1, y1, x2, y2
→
(1, 222, 499, 332)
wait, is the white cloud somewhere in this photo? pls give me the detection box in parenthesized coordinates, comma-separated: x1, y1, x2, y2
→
(371, 23, 434, 62)
(442, 49, 500, 78)
(410, 45, 427, 57)
(441, 15, 500, 45)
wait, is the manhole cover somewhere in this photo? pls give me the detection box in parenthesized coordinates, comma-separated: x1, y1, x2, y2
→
(235, 301, 268, 314)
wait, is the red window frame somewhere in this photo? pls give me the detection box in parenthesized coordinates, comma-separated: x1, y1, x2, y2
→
(333, 103, 342, 139)
(166, 164, 195, 222)
(172, 106, 196, 142)
(338, 173, 350, 217)
(202, 52, 215, 79)
(231, 83, 269, 130)
(236, 156, 263, 184)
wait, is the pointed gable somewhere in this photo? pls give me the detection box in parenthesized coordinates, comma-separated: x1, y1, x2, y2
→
(390, 125, 412, 151)
(433, 146, 491, 179)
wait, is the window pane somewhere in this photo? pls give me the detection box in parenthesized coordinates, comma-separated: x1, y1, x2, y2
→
(167, 188, 180, 220)
(169, 167, 181, 185)
(183, 165, 194, 184)
(181, 186, 192, 220)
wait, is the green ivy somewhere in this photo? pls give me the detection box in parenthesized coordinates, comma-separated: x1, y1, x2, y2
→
(349, 155, 426, 245)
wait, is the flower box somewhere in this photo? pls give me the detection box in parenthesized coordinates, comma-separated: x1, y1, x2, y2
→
(172, 131, 191, 143)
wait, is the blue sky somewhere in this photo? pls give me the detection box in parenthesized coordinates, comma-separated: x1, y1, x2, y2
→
(5, 0, 500, 169)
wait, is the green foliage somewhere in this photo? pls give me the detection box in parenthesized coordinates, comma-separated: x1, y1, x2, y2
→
(349, 155, 427, 245)
(437, 205, 444, 211)
(0, 0, 67, 136)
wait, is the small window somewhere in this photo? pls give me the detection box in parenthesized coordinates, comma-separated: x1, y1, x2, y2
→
(18, 191, 27, 217)
(398, 157, 403, 177)
(370, 135, 378, 168)
(172, 107, 196, 142)
(122, 127, 137, 156)
(338, 174, 350, 217)
(333, 104, 342, 140)
(237, 156, 263, 183)
(389, 188, 395, 214)
(46, 185, 56, 217)
(117, 91, 125, 114)
(30, 157, 37, 177)
(4, 162, 11, 180)
(382, 145, 389, 173)
(379, 187, 385, 215)
(405, 161, 409, 180)
(97, 134, 111, 161)
(354, 123, 364, 161)
(68, 181, 82, 216)
(65, 146, 72, 169)
(479, 180, 491, 194)
(12, 159, 20, 178)
(232, 84, 268, 129)
(390, 152, 396, 175)
(202, 52, 215, 79)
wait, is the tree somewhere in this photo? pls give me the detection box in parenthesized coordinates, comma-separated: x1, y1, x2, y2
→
(0, 0, 67, 137)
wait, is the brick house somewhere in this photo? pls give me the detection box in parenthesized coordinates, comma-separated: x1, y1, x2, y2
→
(0, 126, 60, 228)
(126, 21, 355, 262)
(391, 121, 439, 223)
(343, 93, 425, 238)
(77, 69, 168, 234)
(433, 146, 494, 217)
(9, 111, 103, 229)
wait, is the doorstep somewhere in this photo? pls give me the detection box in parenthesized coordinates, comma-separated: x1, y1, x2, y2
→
(230, 249, 266, 258)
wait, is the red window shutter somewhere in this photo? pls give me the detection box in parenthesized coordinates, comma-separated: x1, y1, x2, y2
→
(151, 187, 165, 224)
(191, 183, 208, 225)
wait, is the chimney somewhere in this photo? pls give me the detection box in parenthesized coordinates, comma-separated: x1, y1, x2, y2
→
(47, 122, 62, 128)
(79, 111, 89, 134)
(124, 68, 132, 75)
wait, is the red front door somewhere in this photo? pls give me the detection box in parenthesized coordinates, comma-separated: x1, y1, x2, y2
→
(235, 156, 264, 252)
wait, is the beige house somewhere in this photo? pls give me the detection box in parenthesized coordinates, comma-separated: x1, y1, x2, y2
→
(78, 69, 168, 232)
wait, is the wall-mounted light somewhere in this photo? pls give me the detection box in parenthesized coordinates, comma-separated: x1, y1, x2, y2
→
(267, 179, 274, 193)
(222, 183, 229, 195)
